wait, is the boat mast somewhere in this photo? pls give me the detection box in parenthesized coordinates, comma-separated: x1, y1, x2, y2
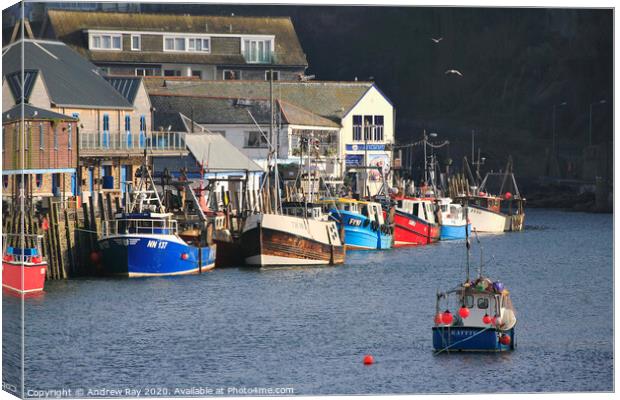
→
(270, 69, 281, 214)
(465, 204, 470, 283)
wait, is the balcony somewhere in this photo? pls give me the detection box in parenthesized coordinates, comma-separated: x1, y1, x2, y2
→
(79, 131, 188, 156)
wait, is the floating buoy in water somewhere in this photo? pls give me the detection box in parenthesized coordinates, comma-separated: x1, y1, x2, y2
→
(363, 355, 374, 365)
(500, 334, 511, 345)
(458, 306, 470, 318)
(89, 251, 100, 264)
(482, 313, 492, 324)
(441, 310, 453, 325)
(434, 313, 443, 324)
(181, 253, 189, 260)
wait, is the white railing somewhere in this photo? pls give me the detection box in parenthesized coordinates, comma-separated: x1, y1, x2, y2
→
(79, 131, 186, 152)
(102, 218, 178, 237)
(2, 234, 44, 263)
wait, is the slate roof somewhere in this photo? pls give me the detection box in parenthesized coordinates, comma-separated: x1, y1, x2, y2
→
(5, 70, 38, 103)
(152, 111, 189, 132)
(147, 79, 377, 123)
(3, 103, 78, 124)
(45, 10, 308, 67)
(104, 76, 142, 104)
(150, 95, 340, 128)
(2, 39, 133, 109)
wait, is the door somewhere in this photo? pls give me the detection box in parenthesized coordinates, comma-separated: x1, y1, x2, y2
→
(52, 173, 60, 197)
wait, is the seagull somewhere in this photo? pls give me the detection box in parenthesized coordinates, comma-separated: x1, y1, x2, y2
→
(445, 69, 463, 77)
(431, 37, 443, 43)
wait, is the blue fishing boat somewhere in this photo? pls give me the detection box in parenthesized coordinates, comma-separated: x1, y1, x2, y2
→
(98, 162, 215, 277)
(432, 211, 516, 352)
(321, 198, 392, 250)
(437, 198, 471, 240)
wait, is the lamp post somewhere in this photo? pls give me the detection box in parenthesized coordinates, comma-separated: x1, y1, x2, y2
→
(552, 101, 567, 157)
(422, 130, 437, 184)
(588, 99, 606, 146)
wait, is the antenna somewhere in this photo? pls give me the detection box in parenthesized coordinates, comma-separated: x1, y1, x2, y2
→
(465, 204, 470, 283)
(473, 228, 483, 278)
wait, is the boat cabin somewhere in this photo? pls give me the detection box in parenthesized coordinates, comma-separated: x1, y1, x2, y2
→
(104, 212, 178, 236)
(281, 202, 326, 220)
(395, 198, 437, 224)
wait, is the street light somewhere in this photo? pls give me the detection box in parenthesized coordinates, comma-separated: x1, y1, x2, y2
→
(588, 99, 606, 146)
(422, 130, 438, 184)
(552, 101, 567, 156)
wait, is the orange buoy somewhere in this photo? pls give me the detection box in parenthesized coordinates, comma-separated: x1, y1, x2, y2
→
(363, 355, 374, 365)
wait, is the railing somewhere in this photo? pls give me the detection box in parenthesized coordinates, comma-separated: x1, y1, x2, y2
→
(102, 218, 178, 237)
(79, 131, 186, 152)
(2, 234, 44, 263)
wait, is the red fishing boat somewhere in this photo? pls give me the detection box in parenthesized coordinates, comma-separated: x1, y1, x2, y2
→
(2, 235, 47, 294)
(387, 196, 440, 247)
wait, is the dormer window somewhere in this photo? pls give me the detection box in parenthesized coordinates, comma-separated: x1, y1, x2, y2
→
(90, 33, 122, 50)
(163, 36, 210, 53)
(242, 38, 273, 63)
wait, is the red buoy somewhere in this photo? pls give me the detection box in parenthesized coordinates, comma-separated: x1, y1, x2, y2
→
(491, 316, 498, 325)
(500, 334, 511, 345)
(363, 355, 374, 365)
(89, 251, 100, 264)
(441, 310, 453, 325)
(504, 192, 512, 200)
(181, 253, 189, 260)
(3, 255, 13, 262)
(434, 313, 443, 325)
(31, 256, 42, 264)
(458, 306, 470, 319)
(482, 314, 492, 324)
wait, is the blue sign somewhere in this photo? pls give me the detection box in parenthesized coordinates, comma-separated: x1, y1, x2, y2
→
(346, 143, 386, 151)
(345, 154, 364, 167)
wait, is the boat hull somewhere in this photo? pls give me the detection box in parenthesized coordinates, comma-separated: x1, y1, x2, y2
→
(98, 235, 216, 277)
(392, 211, 439, 247)
(2, 261, 47, 294)
(332, 210, 392, 250)
(241, 214, 345, 266)
(440, 223, 472, 240)
(432, 326, 515, 352)
(467, 206, 507, 233)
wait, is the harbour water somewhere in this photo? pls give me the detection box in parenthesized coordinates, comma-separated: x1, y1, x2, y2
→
(3, 209, 613, 395)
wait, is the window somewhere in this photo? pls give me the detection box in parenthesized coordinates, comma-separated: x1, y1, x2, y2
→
(188, 37, 210, 52)
(39, 123, 44, 149)
(139, 115, 146, 148)
(464, 295, 474, 308)
(102, 114, 110, 148)
(265, 71, 280, 81)
(477, 297, 489, 309)
(223, 70, 241, 80)
(125, 115, 131, 132)
(164, 36, 209, 52)
(53, 125, 58, 150)
(164, 69, 182, 77)
(90, 33, 122, 50)
(68, 124, 72, 149)
(35, 174, 42, 189)
(353, 115, 362, 141)
(363, 115, 373, 141)
(131, 34, 141, 51)
(244, 131, 268, 148)
(191, 70, 202, 79)
(136, 68, 158, 77)
(3, 176, 8, 189)
(24, 122, 29, 151)
(374, 115, 384, 141)
(243, 38, 272, 63)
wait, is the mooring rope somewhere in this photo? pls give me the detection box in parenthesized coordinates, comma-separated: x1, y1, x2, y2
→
(434, 325, 494, 355)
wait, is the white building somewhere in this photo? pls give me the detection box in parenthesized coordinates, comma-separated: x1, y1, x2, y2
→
(148, 79, 395, 196)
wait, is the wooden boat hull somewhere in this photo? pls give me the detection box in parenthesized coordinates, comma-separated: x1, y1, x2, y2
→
(214, 238, 244, 268)
(2, 261, 47, 294)
(432, 326, 515, 352)
(241, 214, 345, 266)
(391, 211, 440, 246)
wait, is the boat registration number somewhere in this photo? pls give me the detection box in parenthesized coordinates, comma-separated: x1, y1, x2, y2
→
(147, 240, 168, 249)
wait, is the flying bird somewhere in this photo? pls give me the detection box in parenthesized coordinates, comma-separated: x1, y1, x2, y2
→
(445, 69, 463, 77)
(431, 37, 443, 43)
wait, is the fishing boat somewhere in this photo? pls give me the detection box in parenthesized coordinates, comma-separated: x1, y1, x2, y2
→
(432, 217, 517, 352)
(389, 195, 440, 246)
(437, 198, 471, 240)
(98, 161, 216, 277)
(242, 201, 345, 266)
(322, 198, 393, 250)
(2, 234, 47, 294)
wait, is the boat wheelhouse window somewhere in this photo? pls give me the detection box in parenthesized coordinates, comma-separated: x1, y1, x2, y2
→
(464, 295, 474, 308)
(477, 297, 489, 309)
(413, 203, 419, 217)
(361, 205, 369, 216)
(397, 200, 403, 208)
